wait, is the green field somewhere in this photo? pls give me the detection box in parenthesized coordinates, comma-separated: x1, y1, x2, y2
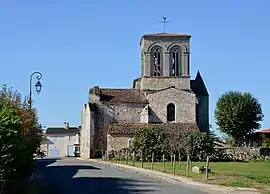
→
(113, 159, 270, 190)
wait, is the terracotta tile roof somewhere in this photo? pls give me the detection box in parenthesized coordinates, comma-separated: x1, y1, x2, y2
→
(90, 87, 148, 104)
(142, 33, 191, 37)
(259, 129, 270, 133)
(107, 123, 199, 135)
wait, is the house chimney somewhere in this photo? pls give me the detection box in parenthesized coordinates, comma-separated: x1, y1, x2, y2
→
(64, 122, 69, 129)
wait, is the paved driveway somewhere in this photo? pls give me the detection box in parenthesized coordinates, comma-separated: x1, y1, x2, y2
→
(37, 158, 208, 194)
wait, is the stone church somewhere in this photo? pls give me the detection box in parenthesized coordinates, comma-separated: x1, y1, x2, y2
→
(80, 33, 209, 159)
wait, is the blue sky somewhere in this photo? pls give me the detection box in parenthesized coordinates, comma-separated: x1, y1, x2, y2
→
(0, 1, 269, 134)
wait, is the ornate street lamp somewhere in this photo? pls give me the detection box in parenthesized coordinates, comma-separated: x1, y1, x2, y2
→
(29, 72, 43, 108)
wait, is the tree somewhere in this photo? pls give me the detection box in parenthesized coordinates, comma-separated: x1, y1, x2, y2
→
(0, 84, 42, 192)
(133, 125, 166, 161)
(215, 91, 263, 146)
(181, 131, 215, 161)
(0, 98, 22, 180)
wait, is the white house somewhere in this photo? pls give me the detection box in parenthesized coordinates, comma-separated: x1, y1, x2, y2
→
(41, 122, 81, 158)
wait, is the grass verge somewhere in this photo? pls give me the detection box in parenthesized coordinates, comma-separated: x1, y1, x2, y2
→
(112, 159, 270, 191)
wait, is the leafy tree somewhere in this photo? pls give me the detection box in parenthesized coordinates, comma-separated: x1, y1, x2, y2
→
(0, 84, 42, 192)
(0, 98, 22, 179)
(182, 131, 215, 161)
(215, 91, 263, 146)
(133, 125, 166, 161)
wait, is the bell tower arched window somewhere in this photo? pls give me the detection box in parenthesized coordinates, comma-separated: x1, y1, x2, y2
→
(167, 103, 175, 122)
(151, 47, 163, 76)
(170, 47, 181, 76)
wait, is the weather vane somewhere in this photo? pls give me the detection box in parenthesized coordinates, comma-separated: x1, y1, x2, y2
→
(160, 16, 170, 33)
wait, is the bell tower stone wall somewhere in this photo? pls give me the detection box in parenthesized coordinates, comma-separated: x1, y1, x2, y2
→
(136, 33, 192, 91)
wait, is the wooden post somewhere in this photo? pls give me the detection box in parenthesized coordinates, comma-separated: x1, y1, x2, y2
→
(132, 152, 135, 166)
(151, 152, 154, 170)
(173, 154, 176, 175)
(178, 153, 181, 166)
(186, 155, 190, 177)
(205, 155, 210, 182)
(141, 150, 143, 168)
(125, 151, 128, 165)
(162, 154, 165, 173)
(171, 155, 173, 165)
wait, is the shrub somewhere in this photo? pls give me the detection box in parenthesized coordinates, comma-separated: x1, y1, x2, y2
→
(182, 131, 215, 161)
(133, 125, 166, 161)
(0, 84, 42, 192)
(132, 124, 215, 162)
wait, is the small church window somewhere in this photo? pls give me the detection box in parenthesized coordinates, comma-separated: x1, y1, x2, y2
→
(151, 47, 162, 76)
(170, 47, 181, 76)
(167, 103, 175, 122)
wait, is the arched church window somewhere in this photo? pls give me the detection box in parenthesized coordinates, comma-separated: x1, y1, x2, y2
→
(170, 47, 181, 76)
(151, 47, 162, 76)
(167, 103, 175, 122)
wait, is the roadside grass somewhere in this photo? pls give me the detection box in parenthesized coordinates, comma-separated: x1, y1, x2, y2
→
(112, 159, 270, 190)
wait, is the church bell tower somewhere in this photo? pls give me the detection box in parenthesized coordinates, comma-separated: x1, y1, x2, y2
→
(133, 33, 192, 91)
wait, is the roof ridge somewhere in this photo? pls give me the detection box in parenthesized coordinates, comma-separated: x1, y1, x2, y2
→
(143, 33, 191, 36)
(144, 86, 191, 94)
(96, 88, 138, 90)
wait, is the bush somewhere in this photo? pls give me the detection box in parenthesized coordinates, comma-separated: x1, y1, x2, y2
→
(132, 124, 215, 162)
(133, 125, 166, 161)
(180, 131, 215, 161)
(0, 84, 42, 193)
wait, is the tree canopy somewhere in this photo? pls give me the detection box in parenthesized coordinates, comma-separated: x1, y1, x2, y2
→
(215, 91, 263, 145)
(0, 84, 42, 193)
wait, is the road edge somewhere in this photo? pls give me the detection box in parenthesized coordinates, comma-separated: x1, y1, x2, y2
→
(77, 158, 260, 194)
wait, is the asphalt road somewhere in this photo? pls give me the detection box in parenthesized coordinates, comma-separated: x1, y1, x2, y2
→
(37, 158, 208, 194)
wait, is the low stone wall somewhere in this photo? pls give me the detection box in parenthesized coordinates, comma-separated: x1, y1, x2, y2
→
(212, 147, 270, 161)
(107, 134, 133, 152)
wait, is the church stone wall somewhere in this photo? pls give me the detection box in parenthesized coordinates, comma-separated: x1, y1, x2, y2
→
(107, 134, 133, 152)
(80, 106, 89, 159)
(147, 88, 196, 123)
(139, 76, 190, 91)
(91, 102, 146, 157)
(80, 105, 95, 159)
(104, 103, 146, 123)
(196, 96, 209, 133)
(140, 36, 190, 77)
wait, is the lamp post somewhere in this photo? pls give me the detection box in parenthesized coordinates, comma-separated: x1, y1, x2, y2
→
(29, 72, 43, 109)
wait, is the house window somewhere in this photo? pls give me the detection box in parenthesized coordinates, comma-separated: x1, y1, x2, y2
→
(167, 103, 175, 122)
(127, 139, 133, 149)
(151, 47, 162, 76)
(170, 47, 181, 76)
(75, 146, 80, 152)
